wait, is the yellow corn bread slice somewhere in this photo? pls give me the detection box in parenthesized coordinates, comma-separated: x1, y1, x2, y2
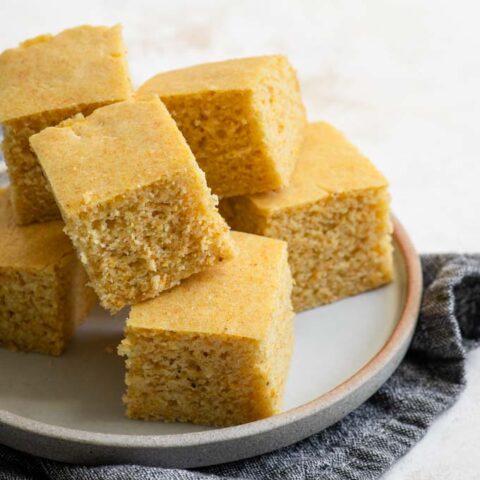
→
(0, 188, 95, 356)
(0, 25, 131, 224)
(220, 122, 393, 312)
(30, 96, 235, 313)
(138, 55, 306, 197)
(119, 232, 294, 427)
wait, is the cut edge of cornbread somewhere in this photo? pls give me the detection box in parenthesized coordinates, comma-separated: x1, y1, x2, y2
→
(276, 187, 393, 311)
(118, 232, 294, 426)
(159, 88, 283, 198)
(64, 175, 235, 313)
(250, 55, 307, 190)
(0, 252, 96, 356)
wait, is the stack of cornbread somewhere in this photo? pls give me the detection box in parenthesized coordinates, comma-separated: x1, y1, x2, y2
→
(0, 25, 393, 427)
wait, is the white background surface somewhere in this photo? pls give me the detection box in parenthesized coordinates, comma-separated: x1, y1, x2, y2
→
(0, 0, 479, 478)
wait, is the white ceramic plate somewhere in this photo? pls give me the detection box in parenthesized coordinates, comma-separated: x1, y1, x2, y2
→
(0, 218, 422, 467)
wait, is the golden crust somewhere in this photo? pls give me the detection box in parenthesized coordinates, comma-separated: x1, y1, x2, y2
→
(30, 96, 205, 216)
(128, 232, 290, 340)
(0, 25, 131, 123)
(138, 55, 287, 96)
(248, 122, 389, 211)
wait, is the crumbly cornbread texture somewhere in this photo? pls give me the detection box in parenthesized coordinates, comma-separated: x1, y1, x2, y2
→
(0, 189, 95, 356)
(118, 232, 294, 427)
(0, 25, 131, 225)
(30, 96, 235, 313)
(137, 55, 306, 197)
(220, 122, 393, 312)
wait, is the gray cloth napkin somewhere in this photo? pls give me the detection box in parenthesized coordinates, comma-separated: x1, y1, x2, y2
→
(1, 253, 479, 480)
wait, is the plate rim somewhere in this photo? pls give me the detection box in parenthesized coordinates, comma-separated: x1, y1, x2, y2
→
(0, 216, 422, 454)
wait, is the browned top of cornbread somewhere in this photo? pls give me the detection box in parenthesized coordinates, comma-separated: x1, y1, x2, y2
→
(127, 232, 289, 340)
(0, 25, 131, 123)
(249, 122, 389, 211)
(30, 96, 204, 216)
(0, 189, 73, 269)
(138, 55, 291, 96)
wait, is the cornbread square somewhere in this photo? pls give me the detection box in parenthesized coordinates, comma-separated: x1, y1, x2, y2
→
(137, 55, 306, 197)
(0, 189, 95, 356)
(220, 122, 393, 312)
(30, 96, 235, 313)
(118, 232, 294, 427)
(0, 25, 131, 225)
